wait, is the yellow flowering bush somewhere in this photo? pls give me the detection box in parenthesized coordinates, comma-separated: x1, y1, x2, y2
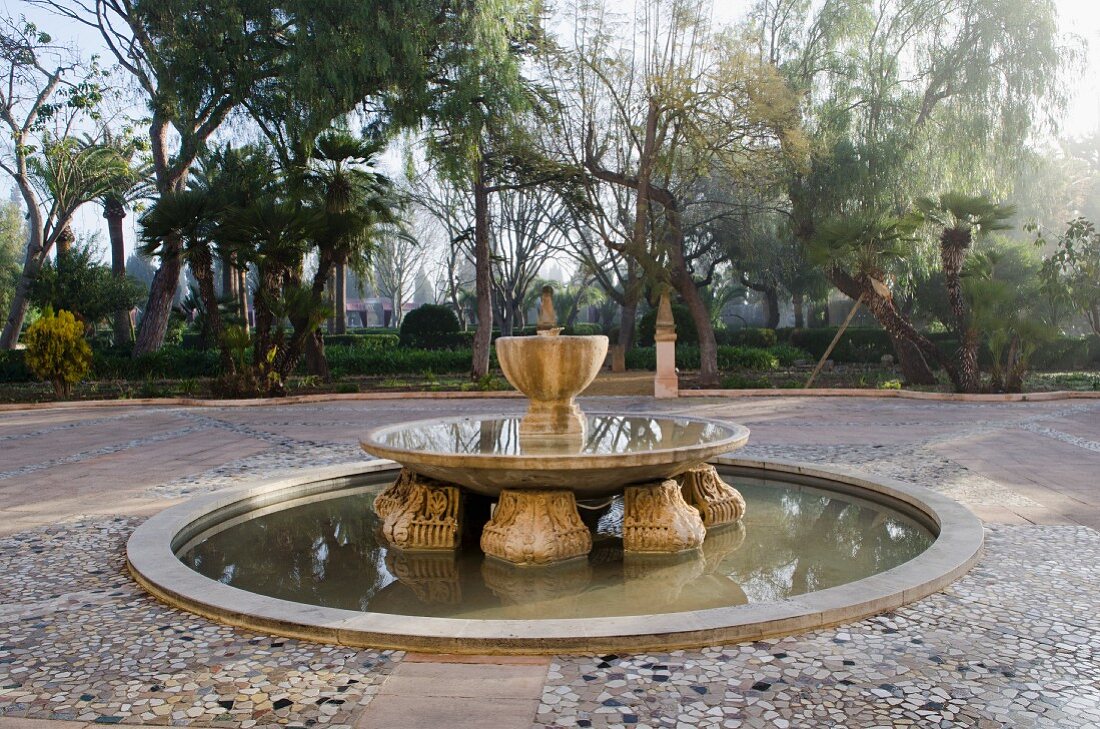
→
(24, 309, 92, 398)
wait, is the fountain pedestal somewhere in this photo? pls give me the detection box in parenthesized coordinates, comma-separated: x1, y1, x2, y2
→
(481, 489, 592, 565)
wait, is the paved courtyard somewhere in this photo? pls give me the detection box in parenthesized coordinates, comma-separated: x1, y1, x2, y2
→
(0, 395, 1099, 728)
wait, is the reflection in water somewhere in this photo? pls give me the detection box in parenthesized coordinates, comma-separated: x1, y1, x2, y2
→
(179, 476, 934, 619)
(371, 415, 735, 457)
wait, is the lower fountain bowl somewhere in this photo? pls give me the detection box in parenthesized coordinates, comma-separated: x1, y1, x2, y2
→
(127, 457, 983, 654)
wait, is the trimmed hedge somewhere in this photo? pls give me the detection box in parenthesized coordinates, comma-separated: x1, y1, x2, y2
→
(323, 333, 400, 350)
(327, 345, 481, 377)
(715, 327, 777, 348)
(625, 345, 779, 372)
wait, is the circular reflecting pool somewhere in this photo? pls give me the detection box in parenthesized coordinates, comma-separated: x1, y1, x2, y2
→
(178, 470, 934, 620)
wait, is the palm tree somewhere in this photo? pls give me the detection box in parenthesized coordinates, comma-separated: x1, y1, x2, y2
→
(96, 135, 154, 347)
(138, 189, 234, 373)
(810, 212, 952, 386)
(305, 132, 397, 336)
(916, 193, 1015, 393)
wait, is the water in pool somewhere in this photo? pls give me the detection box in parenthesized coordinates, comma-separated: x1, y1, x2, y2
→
(178, 473, 934, 619)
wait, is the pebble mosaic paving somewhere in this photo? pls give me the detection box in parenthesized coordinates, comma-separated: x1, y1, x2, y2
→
(0, 398, 1098, 728)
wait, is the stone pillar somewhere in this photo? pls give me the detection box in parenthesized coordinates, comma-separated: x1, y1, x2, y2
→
(481, 489, 592, 565)
(374, 469, 462, 551)
(654, 292, 678, 398)
(622, 480, 705, 553)
(678, 464, 746, 528)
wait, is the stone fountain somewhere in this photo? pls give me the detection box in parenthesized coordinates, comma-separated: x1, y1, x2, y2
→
(361, 287, 750, 565)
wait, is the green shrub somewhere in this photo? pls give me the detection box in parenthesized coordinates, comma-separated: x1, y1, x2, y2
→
(400, 304, 461, 349)
(637, 303, 699, 347)
(567, 322, 604, 335)
(24, 309, 92, 397)
(786, 327, 894, 363)
(716, 327, 777, 348)
(768, 344, 812, 366)
(718, 346, 779, 370)
(0, 350, 31, 382)
(720, 373, 771, 389)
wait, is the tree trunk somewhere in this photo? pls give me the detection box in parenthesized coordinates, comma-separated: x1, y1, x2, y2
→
(237, 264, 250, 334)
(619, 296, 638, 352)
(890, 334, 937, 386)
(664, 215, 718, 386)
(335, 262, 347, 334)
(0, 235, 44, 349)
(191, 248, 233, 374)
(305, 329, 331, 381)
(941, 232, 979, 393)
(793, 291, 804, 329)
(740, 275, 780, 329)
(471, 161, 492, 380)
(133, 248, 183, 356)
(763, 287, 780, 329)
(830, 267, 957, 387)
(220, 254, 236, 300)
(133, 119, 187, 356)
(106, 202, 132, 347)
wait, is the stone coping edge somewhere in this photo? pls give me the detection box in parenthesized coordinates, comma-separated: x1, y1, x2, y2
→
(692, 388, 1100, 402)
(3, 386, 1098, 413)
(126, 457, 983, 655)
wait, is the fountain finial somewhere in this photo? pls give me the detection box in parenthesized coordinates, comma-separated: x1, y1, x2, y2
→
(536, 284, 560, 336)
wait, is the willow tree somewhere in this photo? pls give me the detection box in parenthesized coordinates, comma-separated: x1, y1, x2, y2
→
(750, 0, 1070, 383)
(422, 0, 548, 379)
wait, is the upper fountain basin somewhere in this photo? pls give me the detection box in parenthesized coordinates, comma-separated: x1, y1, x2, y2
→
(496, 334, 608, 403)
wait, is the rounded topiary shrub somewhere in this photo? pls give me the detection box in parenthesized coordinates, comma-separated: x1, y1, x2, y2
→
(638, 303, 699, 347)
(24, 309, 92, 398)
(399, 304, 461, 349)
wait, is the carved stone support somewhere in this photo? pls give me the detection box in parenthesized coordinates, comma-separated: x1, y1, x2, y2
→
(373, 468, 417, 519)
(374, 469, 462, 551)
(622, 480, 706, 553)
(481, 489, 592, 565)
(678, 464, 746, 528)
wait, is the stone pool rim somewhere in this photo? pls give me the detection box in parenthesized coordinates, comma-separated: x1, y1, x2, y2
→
(126, 457, 983, 654)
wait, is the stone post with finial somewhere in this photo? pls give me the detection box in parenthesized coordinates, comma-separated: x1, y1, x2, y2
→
(654, 290, 678, 398)
(535, 284, 561, 336)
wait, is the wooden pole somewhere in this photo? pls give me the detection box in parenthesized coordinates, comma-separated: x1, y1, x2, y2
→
(805, 294, 864, 389)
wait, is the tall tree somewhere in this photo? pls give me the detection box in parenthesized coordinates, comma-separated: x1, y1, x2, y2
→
(752, 0, 1069, 383)
(563, 0, 803, 385)
(29, 0, 289, 355)
(0, 17, 119, 348)
(423, 0, 547, 379)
